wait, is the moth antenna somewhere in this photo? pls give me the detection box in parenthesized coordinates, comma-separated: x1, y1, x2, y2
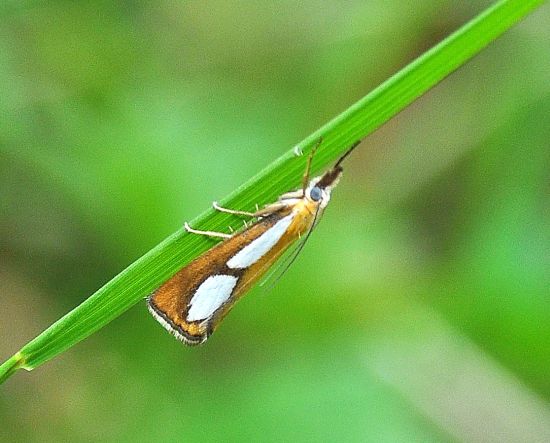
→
(261, 205, 321, 292)
(334, 139, 361, 169)
(301, 137, 323, 195)
(258, 239, 301, 288)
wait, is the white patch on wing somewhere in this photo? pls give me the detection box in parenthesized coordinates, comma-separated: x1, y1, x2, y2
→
(227, 214, 294, 269)
(187, 275, 238, 322)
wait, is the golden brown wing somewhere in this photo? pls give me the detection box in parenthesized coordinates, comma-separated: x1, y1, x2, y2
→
(148, 210, 300, 344)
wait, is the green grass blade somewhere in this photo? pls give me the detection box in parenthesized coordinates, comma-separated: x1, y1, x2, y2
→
(0, 0, 545, 384)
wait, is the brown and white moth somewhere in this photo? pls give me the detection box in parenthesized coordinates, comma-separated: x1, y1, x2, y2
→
(147, 139, 359, 345)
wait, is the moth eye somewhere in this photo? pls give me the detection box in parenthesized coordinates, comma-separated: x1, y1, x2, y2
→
(309, 186, 322, 201)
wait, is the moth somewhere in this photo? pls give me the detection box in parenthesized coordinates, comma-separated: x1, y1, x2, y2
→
(147, 139, 359, 345)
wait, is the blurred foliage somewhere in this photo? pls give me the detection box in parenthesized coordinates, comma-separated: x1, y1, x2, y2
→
(1, 1, 549, 442)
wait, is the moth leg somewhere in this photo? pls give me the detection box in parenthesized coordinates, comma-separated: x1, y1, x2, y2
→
(279, 190, 304, 200)
(184, 222, 232, 239)
(253, 202, 287, 217)
(212, 201, 256, 217)
(213, 199, 287, 219)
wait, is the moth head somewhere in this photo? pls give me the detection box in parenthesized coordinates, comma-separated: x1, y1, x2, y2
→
(303, 140, 359, 208)
(305, 166, 343, 209)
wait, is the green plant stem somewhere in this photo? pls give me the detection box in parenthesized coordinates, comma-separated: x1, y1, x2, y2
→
(0, 0, 545, 384)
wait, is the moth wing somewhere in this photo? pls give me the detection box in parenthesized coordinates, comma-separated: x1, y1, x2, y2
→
(148, 213, 292, 344)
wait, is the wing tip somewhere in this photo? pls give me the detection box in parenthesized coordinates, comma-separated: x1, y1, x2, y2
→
(147, 297, 207, 346)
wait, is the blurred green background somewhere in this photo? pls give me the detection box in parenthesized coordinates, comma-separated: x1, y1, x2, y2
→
(1, 1, 549, 442)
